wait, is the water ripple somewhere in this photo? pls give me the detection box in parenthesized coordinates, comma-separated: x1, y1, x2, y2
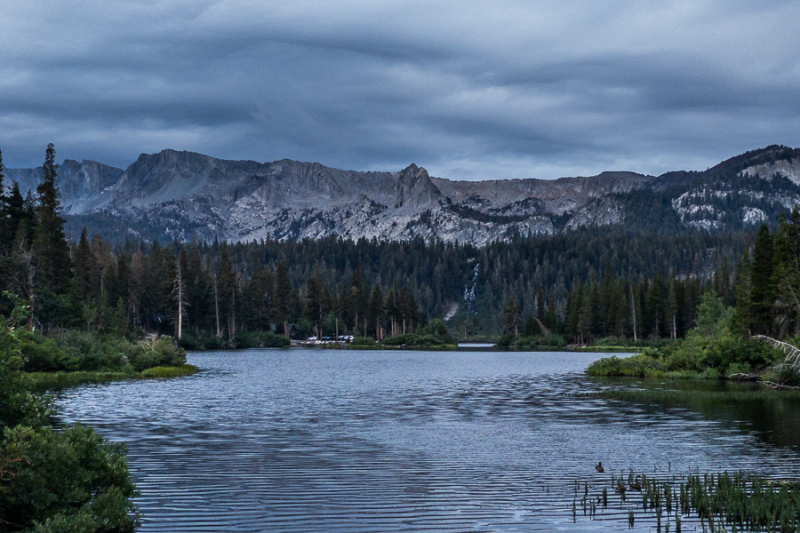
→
(52, 350, 800, 532)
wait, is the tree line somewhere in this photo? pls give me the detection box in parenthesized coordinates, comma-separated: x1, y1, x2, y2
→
(3, 144, 796, 344)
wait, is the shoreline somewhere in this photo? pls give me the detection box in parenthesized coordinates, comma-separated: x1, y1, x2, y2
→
(27, 364, 200, 389)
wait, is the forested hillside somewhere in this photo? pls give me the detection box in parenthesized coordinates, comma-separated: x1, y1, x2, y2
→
(2, 145, 800, 343)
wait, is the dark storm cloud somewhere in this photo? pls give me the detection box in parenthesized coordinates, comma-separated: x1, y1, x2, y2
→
(1, 1, 799, 180)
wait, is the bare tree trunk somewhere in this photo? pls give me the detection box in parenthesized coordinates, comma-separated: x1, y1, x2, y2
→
(230, 290, 236, 341)
(174, 258, 185, 340)
(671, 313, 677, 340)
(630, 285, 638, 342)
(214, 274, 221, 338)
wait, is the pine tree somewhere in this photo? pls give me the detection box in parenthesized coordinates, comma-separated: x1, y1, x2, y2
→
(523, 315, 536, 337)
(32, 144, 71, 299)
(749, 223, 775, 334)
(368, 283, 384, 340)
(218, 245, 236, 340)
(0, 148, 8, 252)
(304, 267, 322, 338)
(73, 227, 94, 302)
(275, 261, 291, 337)
(504, 296, 520, 337)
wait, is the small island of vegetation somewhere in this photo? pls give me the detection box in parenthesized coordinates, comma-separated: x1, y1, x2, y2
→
(585, 218, 800, 387)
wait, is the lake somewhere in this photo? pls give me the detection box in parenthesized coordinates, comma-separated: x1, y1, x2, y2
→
(54, 349, 800, 532)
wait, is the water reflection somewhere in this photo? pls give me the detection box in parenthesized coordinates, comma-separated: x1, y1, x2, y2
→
(53, 350, 800, 532)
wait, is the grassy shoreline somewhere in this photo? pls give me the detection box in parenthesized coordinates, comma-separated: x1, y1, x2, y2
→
(320, 342, 459, 351)
(28, 364, 200, 388)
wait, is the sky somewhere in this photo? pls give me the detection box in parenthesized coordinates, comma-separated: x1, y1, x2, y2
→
(1, 0, 800, 180)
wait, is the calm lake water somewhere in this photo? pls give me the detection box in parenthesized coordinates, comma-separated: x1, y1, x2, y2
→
(54, 349, 800, 532)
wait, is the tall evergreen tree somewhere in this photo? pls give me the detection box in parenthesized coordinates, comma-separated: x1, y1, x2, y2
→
(32, 144, 71, 298)
(749, 223, 775, 334)
(275, 261, 291, 337)
(0, 148, 8, 251)
(504, 296, 520, 337)
(368, 283, 384, 340)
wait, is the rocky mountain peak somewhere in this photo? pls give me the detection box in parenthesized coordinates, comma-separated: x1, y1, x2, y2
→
(8, 145, 800, 245)
(393, 163, 441, 210)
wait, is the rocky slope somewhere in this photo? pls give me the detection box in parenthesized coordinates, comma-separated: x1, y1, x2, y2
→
(6, 145, 800, 244)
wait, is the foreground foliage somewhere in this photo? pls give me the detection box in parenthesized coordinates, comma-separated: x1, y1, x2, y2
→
(0, 308, 138, 532)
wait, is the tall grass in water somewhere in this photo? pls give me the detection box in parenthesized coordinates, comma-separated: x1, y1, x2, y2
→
(614, 469, 799, 532)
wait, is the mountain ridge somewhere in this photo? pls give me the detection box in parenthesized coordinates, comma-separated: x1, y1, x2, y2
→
(5, 145, 800, 244)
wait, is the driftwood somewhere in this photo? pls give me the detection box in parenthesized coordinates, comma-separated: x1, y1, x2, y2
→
(727, 373, 762, 382)
(761, 381, 800, 391)
(752, 335, 800, 370)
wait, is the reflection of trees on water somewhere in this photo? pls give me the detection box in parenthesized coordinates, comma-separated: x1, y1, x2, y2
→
(607, 380, 800, 451)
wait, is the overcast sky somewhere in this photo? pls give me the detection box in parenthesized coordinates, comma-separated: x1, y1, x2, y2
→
(1, 1, 799, 180)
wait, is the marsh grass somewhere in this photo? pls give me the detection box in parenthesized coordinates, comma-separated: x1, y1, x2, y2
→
(575, 468, 800, 532)
(28, 370, 135, 388)
(28, 364, 199, 389)
(140, 364, 199, 378)
(632, 470, 799, 532)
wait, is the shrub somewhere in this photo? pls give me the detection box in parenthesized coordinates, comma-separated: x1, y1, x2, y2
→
(0, 424, 138, 532)
(586, 354, 665, 378)
(351, 336, 377, 346)
(177, 332, 204, 351)
(125, 337, 186, 372)
(0, 303, 138, 532)
(778, 365, 800, 386)
(419, 319, 456, 344)
(233, 331, 290, 349)
(514, 334, 568, 350)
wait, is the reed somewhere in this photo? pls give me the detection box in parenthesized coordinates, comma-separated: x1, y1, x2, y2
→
(630, 469, 798, 532)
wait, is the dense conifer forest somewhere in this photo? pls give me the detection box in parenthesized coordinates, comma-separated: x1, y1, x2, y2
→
(0, 146, 800, 347)
(3, 144, 800, 348)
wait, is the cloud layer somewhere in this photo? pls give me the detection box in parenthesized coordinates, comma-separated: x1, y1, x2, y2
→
(2, 0, 799, 179)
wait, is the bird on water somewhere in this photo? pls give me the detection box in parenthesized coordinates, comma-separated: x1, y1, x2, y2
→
(595, 462, 604, 473)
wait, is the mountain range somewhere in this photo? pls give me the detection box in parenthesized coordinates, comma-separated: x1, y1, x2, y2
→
(6, 145, 800, 245)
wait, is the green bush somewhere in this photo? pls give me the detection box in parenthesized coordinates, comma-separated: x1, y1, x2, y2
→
(496, 333, 515, 348)
(419, 319, 456, 344)
(0, 424, 138, 532)
(586, 353, 665, 378)
(177, 332, 204, 351)
(351, 336, 378, 346)
(21, 331, 132, 373)
(0, 304, 138, 531)
(778, 365, 800, 386)
(125, 337, 186, 372)
(585, 293, 783, 379)
(514, 333, 568, 350)
(233, 331, 290, 349)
